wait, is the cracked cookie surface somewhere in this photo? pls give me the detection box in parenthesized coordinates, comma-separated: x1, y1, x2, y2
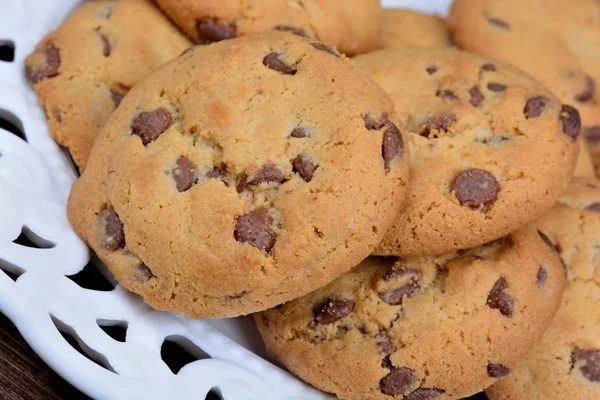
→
(154, 0, 381, 56)
(379, 9, 451, 49)
(354, 48, 578, 257)
(256, 226, 566, 400)
(487, 177, 600, 400)
(67, 32, 409, 319)
(24, 0, 191, 170)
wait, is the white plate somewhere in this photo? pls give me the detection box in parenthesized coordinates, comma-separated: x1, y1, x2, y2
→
(0, 1, 451, 399)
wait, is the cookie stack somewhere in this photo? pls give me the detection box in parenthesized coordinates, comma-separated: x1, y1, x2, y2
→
(23, 0, 599, 399)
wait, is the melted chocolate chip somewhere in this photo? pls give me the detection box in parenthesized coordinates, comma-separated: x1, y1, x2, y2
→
(436, 89, 459, 101)
(195, 18, 236, 44)
(311, 42, 340, 57)
(586, 203, 600, 212)
(584, 126, 600, 143)
(274, 25, 308, 37)
(536, 266, 548, 288)
(572, 349, 600, 382)
(383, 122, 403, 171)
(376, 332, 397, 356)
(469, 86, 484, 107)
(248, 164, 286, 186)
(379, 267, 423, 305)
(292, 155, 317, 182)
(25, 44, 61, 84)
(486, 277, 514, 317)
(263, 52, 297, 75)
(234, 209, 276, 252)
(486, 16, 510, 30)
(363, 113, 388, 130)
(313, 298, 354, 324)
(206, 163, 227, 179)
(426, 66, 438, 75)
(452, 168, 500, 208)
(98, 31, 111, 57)
(110, 86, 129, 107)
(575, 75, 596, 103)
(538, 230, 554, 249)
(137, 263, 155, 281)
(421, 112, 457, 138)
(99, 207, 125, 251)
(524, 96, 550, 119)
(290, 127, 309, 138)
(406, 388, 445, 400)
(172, 156, 195, 192)
(482, 63, 496, 72)
(488, 363, 510, 378)
(560, 105, 581, 140)
(487, 82, 507, 92)
(380, 367, 417, 396)
(131, 108, 173, 145)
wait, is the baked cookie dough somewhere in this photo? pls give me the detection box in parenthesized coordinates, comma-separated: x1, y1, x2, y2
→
(380, 9, 451, 49)
(154, 0, 381, 56)
(24, 0, 191, 169)
(257, 226, 566, 400)
(355, 48, 579, 257)
(67, 32, 409, 319)
(487, 177, 600, 400)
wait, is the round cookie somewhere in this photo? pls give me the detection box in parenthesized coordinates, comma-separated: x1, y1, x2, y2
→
(24, 0, 192, 170)
(153, 0, 381, 56)
(256, 226, 566, 400)
(487, 178, 600, 400)
(448, 0, 600, 131)
(354, 47, 579, 257)
(380, 9, 452, 49)
(67, 32, 410, 319)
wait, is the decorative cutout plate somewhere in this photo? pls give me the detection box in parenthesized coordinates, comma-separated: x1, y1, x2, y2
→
(0, 1, 450, 399)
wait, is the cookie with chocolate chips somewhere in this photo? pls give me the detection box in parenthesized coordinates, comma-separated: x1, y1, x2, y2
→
(355, 48, 578, 257)
(379, 9, 452, 49)
(487, 177, 600, 400)
(449, 0, 600, 176)
(24, 0, 191, 170)
(67, 32, 409, 319)
(153, 0, 381, 56)
(256, 226, 566, 400)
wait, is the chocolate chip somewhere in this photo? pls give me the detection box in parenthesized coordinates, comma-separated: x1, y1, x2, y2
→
(263, 53, 297, 75)
(469, 86, 484, 107)
(584, 126, 600, 143)
(575, 75, 596, 103)
(586, 203, 600, 212)
(53, 107, 62, 122)
(313, 298, 354, 324)
(488, 363, 510, 378)
(536, 266, 548, 288)
(376, 332, 397, 356)
(452, 168, 500, 208)
(383, 122, 403, 171)
(406, 388, 445, 400)
(572, 349, 600, 382)
(487, 82, 507, 92)
(234, 209, 276, 252)
(560, 105, 581, 140)
(290, 127, 309, 138)
(137, 263, 155, 281)
(379, 282, 420, 305)
(363, 113, 388, 130)
(486, 16, 510, 30)
(131, 108, 173, 145)
(110, 86, 129, 107)
(380, 367, 417, 396)
(524, 96, 550, 119)
(98, 31, 111, 57)
(195, 18, 236, 44)
(538, 230, 554, 249)
(274, 25, 308, 37)
(206, 163, 227, 179)
(482, 63, 496, 71)
(25, 44, 61, 84)
(311, 42, 340, 57)
(426, 66, 438, 75)
(172, 156, 195, 192)
(379, 267, 423, 305)
(486, 277, 514, 317)
(436, 89, 458, 101)
(421, 112, 457, 138)
(99, 207, 125, 251)
(292, 155, 317, 182)
(248, 164, 286, 186)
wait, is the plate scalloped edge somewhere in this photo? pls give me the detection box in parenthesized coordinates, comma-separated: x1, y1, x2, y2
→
(0, 1, 451, 399)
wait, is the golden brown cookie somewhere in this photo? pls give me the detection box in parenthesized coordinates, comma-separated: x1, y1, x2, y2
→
(154, 0, 381, 56)
(354, 48, 579, 257)
(487, 177, 600, 400)
(67, 32, 410, 319)
(380, 9, 451, 49)
(256, 227, 566, 400)
(24, 0, 191, 170)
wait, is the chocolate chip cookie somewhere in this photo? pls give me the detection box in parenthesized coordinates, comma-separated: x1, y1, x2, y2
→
(380, 9, 452, 49)
(487, 177, 600, 400)
(354, 48, 579, 257)
(153, 0, 381, 56)
(256, 227, 566, 400)
(67, 32, 410, 319)
(24, 0, 191, 170)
